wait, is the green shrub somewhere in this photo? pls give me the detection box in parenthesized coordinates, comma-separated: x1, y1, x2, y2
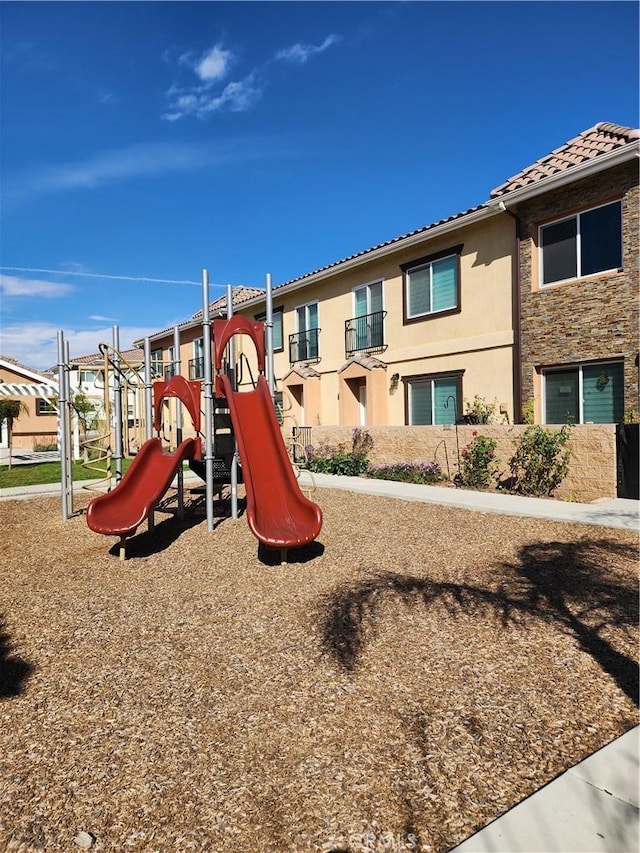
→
(306, 428, 374, 476)
(463, 395, 499, 424)
(367, 461, 443, 484)
(508, 425, 571, 496)
(33, 441, 58, 452)
(458, 431, 499, 489)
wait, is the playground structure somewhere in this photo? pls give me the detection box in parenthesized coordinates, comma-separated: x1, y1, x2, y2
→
(57, 271, 322, 560)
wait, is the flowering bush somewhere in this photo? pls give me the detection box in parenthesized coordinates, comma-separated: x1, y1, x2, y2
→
(306, 428, 373, 476)
(458, 431, 498, 489)
(508, 425, 571, 496)
(367, 461, 443, 485)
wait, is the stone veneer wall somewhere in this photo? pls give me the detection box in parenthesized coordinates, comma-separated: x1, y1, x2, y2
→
(301, 424, 617, 503)
(516, 161, 639, 416)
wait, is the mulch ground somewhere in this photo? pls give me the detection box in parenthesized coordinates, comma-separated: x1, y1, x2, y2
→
(1, 485, 638, 853)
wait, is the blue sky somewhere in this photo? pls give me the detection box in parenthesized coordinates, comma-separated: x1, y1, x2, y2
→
(1, 1, 638, 370)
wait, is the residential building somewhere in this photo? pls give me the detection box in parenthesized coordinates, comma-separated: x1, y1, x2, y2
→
(140, 121, 639, 434)
(489, 121, 639, 425)
(0, 356, 58, 451)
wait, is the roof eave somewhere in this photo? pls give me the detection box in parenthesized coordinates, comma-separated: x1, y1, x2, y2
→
(490, 141, 640, 208)
(264, 205, 499, 301)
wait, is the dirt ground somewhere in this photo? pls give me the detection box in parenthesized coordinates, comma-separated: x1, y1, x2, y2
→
(1, 486, 638, 853)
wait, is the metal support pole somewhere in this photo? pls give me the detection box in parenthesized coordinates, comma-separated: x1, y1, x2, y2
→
(265, 272, 275, 398)
(143, 338, 154, 441)
(202, 270, 215, 532)
(227, 284, 238, 520)
(57, 331, 72, 520)
(112, 326, 123, 483)
(143, 337, 155, 531)
(173, 325, 184, 519)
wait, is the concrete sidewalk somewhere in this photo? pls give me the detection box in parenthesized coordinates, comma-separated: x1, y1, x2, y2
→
(297, 471, 640, 531)
(450, 726, 639, 853)
(2, 468, 639, 531)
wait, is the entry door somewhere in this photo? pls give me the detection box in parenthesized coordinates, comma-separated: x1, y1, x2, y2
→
(358, 382, 367, 426)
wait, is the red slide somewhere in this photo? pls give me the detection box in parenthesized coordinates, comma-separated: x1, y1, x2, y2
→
(219, 373, 323, 550)
(86, 436, 198, 539)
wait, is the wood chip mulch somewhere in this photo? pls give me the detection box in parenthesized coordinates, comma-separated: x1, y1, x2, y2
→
(1, 487, 638, 853)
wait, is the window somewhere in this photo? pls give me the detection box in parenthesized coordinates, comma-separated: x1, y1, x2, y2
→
(406, 374, 461, 425)
(402, 245, 462, 322)
(151, 349, 163, 378)
(540, 200, 622, 286)
(350, 281, 384, 351)
(255, 307, 284, 352)
(79, 369, 103, 388)
(191, 337, 204, 379)
(37, 399, 57, 415)
(291, 302, 319, 361)
(543, 361, 624, 424)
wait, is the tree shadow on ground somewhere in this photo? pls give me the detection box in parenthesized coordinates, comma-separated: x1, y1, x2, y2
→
(320, 538, 639, 706)
(0, 617, 34, 698)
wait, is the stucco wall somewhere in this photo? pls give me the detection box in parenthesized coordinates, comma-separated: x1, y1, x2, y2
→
(302, 423, 617, 503)
(0, 364, 58, 451)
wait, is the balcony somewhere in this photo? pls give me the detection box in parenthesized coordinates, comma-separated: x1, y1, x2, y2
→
(163, 365, 176, 381)
(288, 328, 320, 363)
(345, 310, 387, 357)
(189, 357, 204, 380)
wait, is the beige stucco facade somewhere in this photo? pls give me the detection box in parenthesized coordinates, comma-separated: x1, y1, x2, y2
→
(0, 361, 58, 451)
(146, 211, 516, 432)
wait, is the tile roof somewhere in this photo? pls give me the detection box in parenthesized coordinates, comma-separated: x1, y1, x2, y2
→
(274, 205, 488, 291)
(283, 364, 321, 381)
(0, 355, 54, 380)
(72, 347, 144, 365)
(190, 286, 265, 320)
(490, 122, 640, 198)
(338, 354, 388, 373)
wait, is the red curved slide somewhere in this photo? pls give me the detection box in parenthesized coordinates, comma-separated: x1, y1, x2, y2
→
(219, 373, 322, 550)
(86, 437, 198, 539)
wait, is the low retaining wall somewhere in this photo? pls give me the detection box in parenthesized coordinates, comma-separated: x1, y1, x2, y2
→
(300, 424, 617, 503)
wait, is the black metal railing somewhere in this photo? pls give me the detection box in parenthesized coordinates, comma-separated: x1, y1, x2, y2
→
(163, 365, 176, 381)
(345, 310, 386, 357)
(291, 426, 313, 463)
(189, 357, 204, 380)
(288, 328, 320, 363)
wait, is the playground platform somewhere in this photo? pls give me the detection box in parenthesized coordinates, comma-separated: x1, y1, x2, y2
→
(1, 468, 638, 851)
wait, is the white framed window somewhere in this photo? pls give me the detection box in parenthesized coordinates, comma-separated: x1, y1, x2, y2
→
(79, 369, 103, 388)
(539, 200, 622, 286)
(191, 337, 204, 379)
(406, 374, 461, 425)
(402, 245, 462, 322)
(351, 280, 384, 351)
(292, 301, 319, 361)
(150, 348, 163, 378)
(542, 360, 624, 424)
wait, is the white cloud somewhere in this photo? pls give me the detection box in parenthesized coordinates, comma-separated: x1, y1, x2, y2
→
(195, 45, 232, 82)
(88, 314, 118, 322)
(0, 274, 73, 298)
(1, 322, 161, 371)
(4, 141, 264, 206)
(163, 33, 340, 121)
(275, 35, 341, 64)
(1, 267, 201, 285)
(164, 73, 261, 121)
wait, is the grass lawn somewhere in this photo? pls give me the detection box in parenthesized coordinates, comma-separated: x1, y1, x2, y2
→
(0, 458, 134, 489)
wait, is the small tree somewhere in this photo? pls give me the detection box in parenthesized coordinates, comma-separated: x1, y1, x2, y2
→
(71, 392, 99, 461)
(0, 399, 28, 470)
